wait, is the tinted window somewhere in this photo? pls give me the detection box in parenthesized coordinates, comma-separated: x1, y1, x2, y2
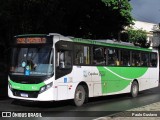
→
(74, 45, 90, 65)
(108, 48, 120, 66)
(55, 41, 73, 79)
(150, 53, 157, 67)
(132, 51, 141, 66)
(141, 53, 149, 67)
(120, 50, 130, 66)
(93, 47, 106, 65)
(57, 51, 72, 69)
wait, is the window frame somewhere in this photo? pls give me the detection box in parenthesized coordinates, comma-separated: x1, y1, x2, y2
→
(73, 43, 92, 66)
(150, 52, 158, 67)
(92, 46, 107, 66)
(141, 52, 150, 67)
(55, 40, 73, 80)
(72, 42, 158, 68)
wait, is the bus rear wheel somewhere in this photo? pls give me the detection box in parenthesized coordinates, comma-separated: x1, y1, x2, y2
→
(131, 81, 139, 98)
(73, 85, 86, 107)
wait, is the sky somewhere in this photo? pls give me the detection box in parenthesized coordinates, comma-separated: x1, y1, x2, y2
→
(130, 0, 160, 24)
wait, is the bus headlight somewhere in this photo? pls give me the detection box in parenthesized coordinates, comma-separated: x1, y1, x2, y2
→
(39, 82, 53, 94)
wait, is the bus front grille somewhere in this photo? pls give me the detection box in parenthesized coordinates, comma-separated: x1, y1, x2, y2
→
(12, 89, 39, 98)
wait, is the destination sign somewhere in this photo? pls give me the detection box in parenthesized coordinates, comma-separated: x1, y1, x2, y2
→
(16, 37, 47, 44)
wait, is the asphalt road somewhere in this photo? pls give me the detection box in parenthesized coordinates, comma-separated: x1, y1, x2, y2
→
(0, 85, 160, 120)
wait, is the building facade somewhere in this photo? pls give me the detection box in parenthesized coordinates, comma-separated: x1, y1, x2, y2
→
(131, 21, 159, 48)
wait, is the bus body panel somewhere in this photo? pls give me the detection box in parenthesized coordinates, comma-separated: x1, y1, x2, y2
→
(55, 65, 159, 100)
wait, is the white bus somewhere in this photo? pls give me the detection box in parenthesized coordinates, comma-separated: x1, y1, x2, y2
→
(8, 33, 159, 106)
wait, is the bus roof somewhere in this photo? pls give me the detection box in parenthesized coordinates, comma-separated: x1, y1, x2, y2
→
(14, 33, 153, 52)
(71, 38, 152, 52)
(14, 34, 47, 37)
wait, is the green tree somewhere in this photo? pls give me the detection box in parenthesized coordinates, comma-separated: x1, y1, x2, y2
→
(121, 28, 149, 48)
(101, 0, 133, 38)
(0, 0, 133, 43)
(0, 0, 134, 77)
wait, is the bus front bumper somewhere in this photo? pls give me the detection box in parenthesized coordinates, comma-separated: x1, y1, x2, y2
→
(8, 86, 55, 101)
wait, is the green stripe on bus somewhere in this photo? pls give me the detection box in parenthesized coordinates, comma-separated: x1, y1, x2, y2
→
(97, 67, 148, 94)
(107, 67, 148, 79)
(15, 34, 47, 37)
(71, 38, 152, 52)
(9, 80, 45, 91)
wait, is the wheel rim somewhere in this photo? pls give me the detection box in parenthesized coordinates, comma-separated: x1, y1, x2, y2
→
(76, 90, 83, 102)
(133, 84, 138, 95)
(74, 85, 86, 106)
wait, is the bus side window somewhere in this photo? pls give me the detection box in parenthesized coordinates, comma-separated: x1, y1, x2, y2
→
(150, 53, 157, 67)
(107, 48, 119, 66)
(141, 52, 149, 67)
(120, 50, 130, 66)
(93, 47, 105, 65)
(57, 51, 71, 69)
(74, 45, 90, 65)
(55, 41, 73, 79)
(132, 51, 141, 66)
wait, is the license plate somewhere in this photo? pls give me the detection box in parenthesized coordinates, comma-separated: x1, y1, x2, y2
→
(20, 93, 28, 97)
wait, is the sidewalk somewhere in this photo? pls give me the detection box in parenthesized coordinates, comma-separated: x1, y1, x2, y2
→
(95, 101, 160, 120)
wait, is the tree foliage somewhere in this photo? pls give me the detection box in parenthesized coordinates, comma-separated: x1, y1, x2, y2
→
(121, 28, 149, 48)
(0, 0, 134, 73)
(102, 0, 133, 25)
(0, 0, 134, 66)
(0, 0, 133, 46)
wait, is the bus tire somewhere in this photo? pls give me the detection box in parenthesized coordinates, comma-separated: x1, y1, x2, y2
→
(73, 85, 86, 107)
(131, 81, 139, 98)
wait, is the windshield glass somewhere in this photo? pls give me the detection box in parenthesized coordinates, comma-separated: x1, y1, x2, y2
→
(10, 47, 53, 76)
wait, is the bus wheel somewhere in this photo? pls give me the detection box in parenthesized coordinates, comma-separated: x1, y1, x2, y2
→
(73, 85, 86, 107)
(131, 81, 139, 98)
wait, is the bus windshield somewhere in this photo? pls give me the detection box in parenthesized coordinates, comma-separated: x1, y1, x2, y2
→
(10, 47, 53, 76)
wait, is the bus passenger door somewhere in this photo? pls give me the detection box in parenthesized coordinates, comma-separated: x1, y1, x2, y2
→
(55, 41, 73, 80)
(55, 41, 73, 100)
